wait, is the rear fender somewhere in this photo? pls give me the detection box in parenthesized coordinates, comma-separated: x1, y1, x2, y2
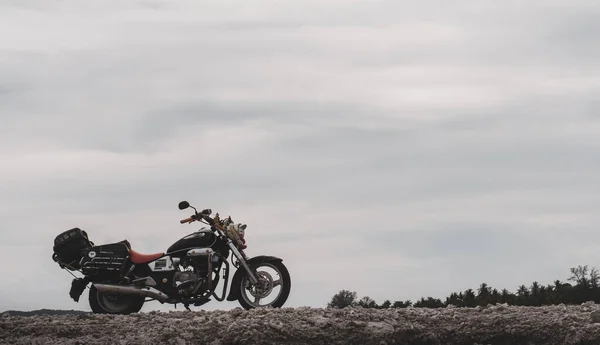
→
(226, 255, 283, 301)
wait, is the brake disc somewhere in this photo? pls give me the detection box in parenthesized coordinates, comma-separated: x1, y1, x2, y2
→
(248, 271, 274, 298)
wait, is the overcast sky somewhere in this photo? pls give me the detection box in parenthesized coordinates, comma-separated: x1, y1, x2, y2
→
(1, 0, 600, 313)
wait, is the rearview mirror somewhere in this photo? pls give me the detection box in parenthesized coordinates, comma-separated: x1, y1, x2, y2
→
(178, 201, 190, 210)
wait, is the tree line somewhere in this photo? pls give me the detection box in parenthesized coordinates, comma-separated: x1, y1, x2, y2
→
(1, 309, 90, 317)
(328, 265, 600, 309)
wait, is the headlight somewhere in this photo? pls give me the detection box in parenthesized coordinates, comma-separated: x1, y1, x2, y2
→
(237, 224, 245, 240)
(226, 223, 246, 241)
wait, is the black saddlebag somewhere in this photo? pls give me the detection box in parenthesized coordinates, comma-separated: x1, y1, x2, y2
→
(52, 228, 94, 270)
(80, 241, 131, 276)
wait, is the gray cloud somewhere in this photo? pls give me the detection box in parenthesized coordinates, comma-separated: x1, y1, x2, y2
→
(1, 0, 600, 312)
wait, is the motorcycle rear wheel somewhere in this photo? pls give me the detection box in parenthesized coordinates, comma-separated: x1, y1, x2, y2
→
(237, 261, 291, 310)
(88, 284, 145, 315)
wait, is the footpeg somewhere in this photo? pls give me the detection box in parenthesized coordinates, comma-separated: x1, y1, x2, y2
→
(194, 299, 211, 307)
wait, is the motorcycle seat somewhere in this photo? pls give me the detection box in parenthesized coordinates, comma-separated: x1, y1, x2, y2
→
(129, 249, 165, 264)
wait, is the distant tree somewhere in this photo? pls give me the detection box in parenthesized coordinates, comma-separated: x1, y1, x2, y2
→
(490, 288, 501, 304)
(392, 300, 412, 308)
(567, 265, 600, 303)
(428, 297, 444, 308)
(530, 281, 541, 306)
(380, 300, 392, 309)
(552, 280, 566, 303)
(517, 285, 529, 296)
(457, 292, 465, 306)
(327, 290, 357, 308)
(463, 289, 477, 307)
(414, 297, 444, 308)
(476, 283, 492, 306)
(500, 289, 510, 304)
(546, 284, 556, 304)
(569, 265, 590, 288)
(358, 296, 378, 308)
(561, 282, 575, 304)
(515, 285, 529, 305)
(591, 268, 600, 303)
(591, 267, 600, 288)
(413, 297, 426, 308)
(538, 285, 549, 305)
(445, 292, 463, 307)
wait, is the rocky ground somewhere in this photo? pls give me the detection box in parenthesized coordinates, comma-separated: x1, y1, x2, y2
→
(3, 302, 600, 345)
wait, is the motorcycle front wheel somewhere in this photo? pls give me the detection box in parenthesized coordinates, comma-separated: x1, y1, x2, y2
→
(237, 261, 291, 310)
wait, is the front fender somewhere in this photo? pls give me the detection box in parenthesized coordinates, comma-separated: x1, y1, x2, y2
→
(226, 255, 283, 301)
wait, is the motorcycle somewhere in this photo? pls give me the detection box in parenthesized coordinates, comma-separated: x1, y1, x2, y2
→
(51, 200, 291, 314)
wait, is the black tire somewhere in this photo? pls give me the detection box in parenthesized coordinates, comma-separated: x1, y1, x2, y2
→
(88, 285, 145, 315)
(237, 261, 291, 310)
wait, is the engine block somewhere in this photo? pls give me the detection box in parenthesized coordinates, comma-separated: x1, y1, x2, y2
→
(173, 271, 203, 297)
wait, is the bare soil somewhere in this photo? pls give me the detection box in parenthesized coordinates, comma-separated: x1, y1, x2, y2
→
(3, 303, 600, 345)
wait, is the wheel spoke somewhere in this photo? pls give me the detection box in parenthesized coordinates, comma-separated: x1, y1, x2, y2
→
(239, 262, 287, 309)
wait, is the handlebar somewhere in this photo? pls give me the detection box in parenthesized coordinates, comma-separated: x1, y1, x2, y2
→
(180, 211, 215, 226)
(179, 207, 246, 249)
(180, 216, 195, 224)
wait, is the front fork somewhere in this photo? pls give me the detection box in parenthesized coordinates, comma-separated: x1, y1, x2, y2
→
(227, 241, 259, 285)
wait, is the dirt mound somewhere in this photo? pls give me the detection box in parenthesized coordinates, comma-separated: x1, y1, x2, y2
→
(3, 303, 600, 344)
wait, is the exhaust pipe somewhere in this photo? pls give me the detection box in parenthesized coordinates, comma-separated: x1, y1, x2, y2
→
(93, 283, 170, 302)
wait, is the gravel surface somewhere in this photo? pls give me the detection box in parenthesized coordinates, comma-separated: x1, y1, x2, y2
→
(3, 303, 600, 345)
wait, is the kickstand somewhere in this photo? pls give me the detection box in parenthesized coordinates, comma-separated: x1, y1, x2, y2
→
(184, 303, 191, 311)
